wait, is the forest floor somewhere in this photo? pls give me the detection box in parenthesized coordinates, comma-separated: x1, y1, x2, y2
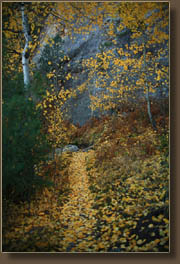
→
(2, 106, 169, 252)
(54, 151, 100, 252)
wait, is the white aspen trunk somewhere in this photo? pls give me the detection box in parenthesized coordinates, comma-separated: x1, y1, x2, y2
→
(22, 43, 30, 87)
(21, 3, 31, 90)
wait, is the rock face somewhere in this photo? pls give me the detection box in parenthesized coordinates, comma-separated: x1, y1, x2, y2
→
(61, 26, 137, 125)
(32, 16, 59, 67)
(62, 26, 106, 125)
(33, 15, 169, 126)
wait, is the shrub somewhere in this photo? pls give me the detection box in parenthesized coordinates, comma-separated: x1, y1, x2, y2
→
(2, 75, 51, 202)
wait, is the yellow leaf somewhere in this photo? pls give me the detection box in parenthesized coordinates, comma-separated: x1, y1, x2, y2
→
(98, 242, 105, 249)
(154, 239, 160, 244)
(120, 237, 127, 243)
(158, 214, 164, 220)
(35, 241, 48, 248)
(152, 216, 160, 222)
(163, 218, 169, 224)
(137, 239, 145, 245)
(39, 212, 45, 216)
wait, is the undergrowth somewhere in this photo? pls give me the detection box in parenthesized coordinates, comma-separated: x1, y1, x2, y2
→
(2, 98, 169, 252)
(74, 98, 169, 252)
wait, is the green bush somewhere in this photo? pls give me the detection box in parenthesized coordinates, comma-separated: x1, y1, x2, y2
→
(2, 75, 51, 202)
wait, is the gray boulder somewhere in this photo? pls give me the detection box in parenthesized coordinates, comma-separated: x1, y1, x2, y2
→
(48, 145, 79, 159)
(62, 145, 79, 153)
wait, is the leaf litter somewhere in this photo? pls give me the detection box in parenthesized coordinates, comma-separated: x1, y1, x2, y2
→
(2, 116, 169, 252)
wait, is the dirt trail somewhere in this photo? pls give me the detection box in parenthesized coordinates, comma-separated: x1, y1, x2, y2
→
(58, 151, 98, 252)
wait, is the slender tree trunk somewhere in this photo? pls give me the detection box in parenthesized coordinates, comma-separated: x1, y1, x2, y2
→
(146, 85, 157, 130)
(21, 3, 31, 90)
(143, 37, 157, 130)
